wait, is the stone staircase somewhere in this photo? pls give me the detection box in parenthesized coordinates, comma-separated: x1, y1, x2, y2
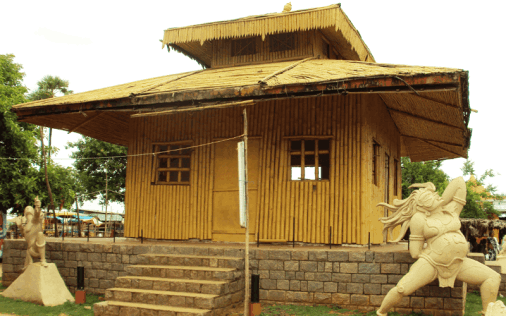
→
(94, 253, 245, 316)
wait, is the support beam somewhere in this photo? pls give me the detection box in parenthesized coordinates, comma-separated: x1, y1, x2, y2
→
(388, 108, 464, 131)
(67, 112, 104, 134)
(401, 134, 463, 147)
(131, 100, 254, 118)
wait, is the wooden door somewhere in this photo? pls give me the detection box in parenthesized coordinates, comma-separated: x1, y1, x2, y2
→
(212, 139, 259, 242)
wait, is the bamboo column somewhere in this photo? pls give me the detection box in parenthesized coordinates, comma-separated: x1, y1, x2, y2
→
(243, 108, 250, 316)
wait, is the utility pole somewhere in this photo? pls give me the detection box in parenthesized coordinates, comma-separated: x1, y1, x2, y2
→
(39, 127, 57, 237)
(242, 108, 250, 316)
(105, 164, 109, 237)
(75, 196, 81, 237)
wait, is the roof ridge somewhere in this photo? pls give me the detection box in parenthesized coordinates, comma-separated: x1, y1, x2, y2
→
(259, 57, 317, 85)
(163, 4, 341, 32)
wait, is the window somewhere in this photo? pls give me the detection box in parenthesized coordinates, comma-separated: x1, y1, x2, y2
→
(385, 153, 390, 202)
(290, 139, 330, 181)
(269, 33, 296, 53)
(372, 141, 380, 185)
(394, 159, 399, 196)
(154, 143, 191, 185)
(232, 37, 257, 57)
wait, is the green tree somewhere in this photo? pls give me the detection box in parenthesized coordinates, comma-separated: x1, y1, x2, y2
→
(67, 137, 127, 204)
(0, 54, 40, 214)
(401, 157, 449, 199)
(27, 75, 73, 100)
(1, 55, 80, 216)
(460, 159, 501, 219)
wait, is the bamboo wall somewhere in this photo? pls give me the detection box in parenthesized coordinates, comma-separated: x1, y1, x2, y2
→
(360, 94, 402, 244)
(124, 94, 401, 245)
(211, 31, 314, 68)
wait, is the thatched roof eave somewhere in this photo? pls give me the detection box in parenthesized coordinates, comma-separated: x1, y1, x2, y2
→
(11, 60, 471, 161)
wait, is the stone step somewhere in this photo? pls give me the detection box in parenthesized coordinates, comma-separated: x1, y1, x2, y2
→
(126, 265, 242, 281)
(94, 300, 212, 316)
(105, 287, 230, 310)
(139, 254, 244, 269)
(115, 275, 244, 295)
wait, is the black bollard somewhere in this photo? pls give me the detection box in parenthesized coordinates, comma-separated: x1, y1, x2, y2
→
(251, 274, 260, 303)
(77, 266, 85, 290)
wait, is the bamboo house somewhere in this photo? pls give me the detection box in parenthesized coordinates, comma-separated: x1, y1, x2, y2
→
(11, 4, 471, 245)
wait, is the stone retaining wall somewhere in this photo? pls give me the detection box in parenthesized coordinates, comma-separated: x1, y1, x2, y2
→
(2, 240, 466, 315)
(249, 249, 466, 315)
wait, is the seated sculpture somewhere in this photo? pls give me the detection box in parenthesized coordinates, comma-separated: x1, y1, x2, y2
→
(21, 196, 47, 269)
(376, 177, 500, 315)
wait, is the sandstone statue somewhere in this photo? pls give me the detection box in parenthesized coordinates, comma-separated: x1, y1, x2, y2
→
(3, 197, 74, 306)
(376, 177, 501, 315)
(20, 196, 48, 269)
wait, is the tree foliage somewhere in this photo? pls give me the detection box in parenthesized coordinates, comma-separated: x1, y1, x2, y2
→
(0, 55, 80, 214)
(401, 157, 500, 219)
(27, 75, 72, 101)
(0, 54, 39, 214)
(401, 157, 449, 199)
(67, 137, 127, 204)
(460, 159, 501, 219)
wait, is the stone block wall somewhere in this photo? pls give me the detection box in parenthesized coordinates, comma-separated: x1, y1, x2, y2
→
(249, 249, 466, 315)
(1, 240, 246, 295)
(1, 240, 466, 315)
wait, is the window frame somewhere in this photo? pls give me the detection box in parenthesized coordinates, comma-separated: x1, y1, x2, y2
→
(269, 32, 296, 53)
(372, 140, 380, 186)
(288, 137, 331, 181)
(152, 141, 192, 185)
(394, 158, 399, 196)
(231, 37, 257, 57)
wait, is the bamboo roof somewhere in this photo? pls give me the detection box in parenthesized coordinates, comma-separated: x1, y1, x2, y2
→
(163, 4, 374, 65)
(12, 59, 470, 161)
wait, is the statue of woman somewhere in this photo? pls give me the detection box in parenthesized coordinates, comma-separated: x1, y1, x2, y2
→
(21, 196, 47, 270)
(376, 177, 500, 315)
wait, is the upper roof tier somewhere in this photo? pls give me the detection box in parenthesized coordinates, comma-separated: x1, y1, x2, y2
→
(162, 4, 375, 68)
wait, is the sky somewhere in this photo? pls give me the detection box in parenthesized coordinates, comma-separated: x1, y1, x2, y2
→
(2, 0, 506, 207)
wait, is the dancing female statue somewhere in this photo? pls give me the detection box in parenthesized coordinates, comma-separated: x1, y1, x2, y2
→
(376, 177, 500, 315)
(21, 196, 47, 270)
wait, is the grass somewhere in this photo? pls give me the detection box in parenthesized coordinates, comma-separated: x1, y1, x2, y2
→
(257, 304, 427, 315)
(0, 275, 504, 316)
(0, 276, 100, 316)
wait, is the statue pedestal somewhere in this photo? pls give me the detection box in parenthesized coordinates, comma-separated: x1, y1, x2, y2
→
(496, 255, 506, 273)
(2, 262, 75, 306)
(486, 300, 506, 315)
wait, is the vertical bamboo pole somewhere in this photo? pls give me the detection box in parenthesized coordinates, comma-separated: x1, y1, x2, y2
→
(329, 97, 336, 244)
(351, 96, 357, 244)
(338, 96, 344, 244)
(273, 104, 282, 240)
(138, 119, 146, 238)
(133, 118, 141, 237)
(243, 108, 250, 316)
(255, 105, 264, 241)
(207, 112, 215, 240)
(283, 103, 290, 240)
(297, 181, 302, 242)
(346, 97, 352, 243)
(265, 102, 275, 239)
(316, 182, 322, 244)
(258, 105, 266, 239)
